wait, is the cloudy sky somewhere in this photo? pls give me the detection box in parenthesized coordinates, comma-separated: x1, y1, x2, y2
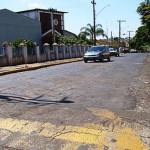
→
(0, 0, 144, 39)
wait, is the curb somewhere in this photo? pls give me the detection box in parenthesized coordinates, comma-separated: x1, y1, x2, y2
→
(0, 58, 83, 76)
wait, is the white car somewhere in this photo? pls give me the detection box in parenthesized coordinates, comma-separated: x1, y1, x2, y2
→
(109, 48, 120, 57)
(130, 49, 137, 53)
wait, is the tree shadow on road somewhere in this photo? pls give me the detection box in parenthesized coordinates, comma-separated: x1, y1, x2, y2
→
(0, 94, 74, 106)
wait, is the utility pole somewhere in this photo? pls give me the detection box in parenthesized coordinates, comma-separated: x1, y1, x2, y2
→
(91, 0, 96, 46)
(146, 0, 149, 5)
(51, 10, 55, 43)
(128, 31, 133, 50)
(117, 20, 126, 44)
(111, 31, 113, 46)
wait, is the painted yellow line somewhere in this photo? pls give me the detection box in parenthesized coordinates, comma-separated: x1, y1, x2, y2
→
(0, 117, 148, 150)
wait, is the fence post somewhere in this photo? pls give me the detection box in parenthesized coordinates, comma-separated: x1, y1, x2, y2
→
(67, 44, 72, 58)
(19, 43, 28, 65)
(73, 44, 77, 58)
(86, 44, 89, 52)
(34, 42, 40, 62)
(43, 43, 50, 61)
(3, 42, 12, 66)
(53, 43, 59, 60)
(82, 45, 85, 56)
(78, 44, 81, 57)
(60, 44, 66, 59)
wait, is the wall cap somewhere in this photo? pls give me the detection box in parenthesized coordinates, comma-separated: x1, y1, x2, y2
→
(52, 43, 58, 46)
(3, 41, 12, 47)
(19, 43, 27, 46)
(34, 42, 39, 46)
(43, 43, 50, 46)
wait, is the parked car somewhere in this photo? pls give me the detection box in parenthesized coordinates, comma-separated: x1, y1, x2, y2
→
(130, 49, 137, 53)
(109, 48, 120, 57)
(83, 45, 111, 63)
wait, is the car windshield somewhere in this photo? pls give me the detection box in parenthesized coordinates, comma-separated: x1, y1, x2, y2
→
(88, 46, 104, 52)
(109, 48, 114, 51)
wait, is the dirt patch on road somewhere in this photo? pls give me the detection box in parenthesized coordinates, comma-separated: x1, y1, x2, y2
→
(129, 54, 150, 114)
(126, 54, 150, 148)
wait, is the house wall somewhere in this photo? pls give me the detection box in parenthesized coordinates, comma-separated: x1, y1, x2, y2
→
(40, 12, 51, 34)
(53, 14, 63, 35)
(0, 9, 42, 48)
(19, 11, 39, 21)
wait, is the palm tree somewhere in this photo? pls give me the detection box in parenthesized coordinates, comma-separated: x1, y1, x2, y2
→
(80, 23, 107, 42)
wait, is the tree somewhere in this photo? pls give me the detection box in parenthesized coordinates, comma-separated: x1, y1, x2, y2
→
(130, 26, 149, 52)
(130, 0, 150, 52)
(80, 23, 107, 42)
(113, 37, 119, 41)
(137, 1, 150, 37)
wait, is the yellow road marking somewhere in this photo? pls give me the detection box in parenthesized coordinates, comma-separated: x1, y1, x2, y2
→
(0, 112, 148, 149)
(114, 128, 148, 150)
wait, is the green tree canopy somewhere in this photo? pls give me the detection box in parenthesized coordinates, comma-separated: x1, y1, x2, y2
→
(137, 1, 150, 37)
(130, 26, 149, 52)
(130, 0, 150, 52)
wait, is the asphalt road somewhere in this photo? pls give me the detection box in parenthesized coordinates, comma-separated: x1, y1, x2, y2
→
(0, 53, 149, 150)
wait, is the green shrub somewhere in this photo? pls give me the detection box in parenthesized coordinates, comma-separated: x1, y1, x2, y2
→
(12, 39, 34, 48)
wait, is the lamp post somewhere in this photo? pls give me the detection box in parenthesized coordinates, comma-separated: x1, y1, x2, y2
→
(91, 1, 110, 46)
(96, 4, 110, 17)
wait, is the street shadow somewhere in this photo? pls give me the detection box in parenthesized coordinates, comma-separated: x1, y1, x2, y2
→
(0, 94, 74, 106)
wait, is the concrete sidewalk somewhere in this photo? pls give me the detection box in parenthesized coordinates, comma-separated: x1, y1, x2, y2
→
(0, 58, 83, 76)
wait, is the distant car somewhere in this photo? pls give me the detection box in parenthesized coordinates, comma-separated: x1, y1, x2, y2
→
(109, 48, 120, 57)
(83, 45, 111, 63)
(130, 49, 137, 53)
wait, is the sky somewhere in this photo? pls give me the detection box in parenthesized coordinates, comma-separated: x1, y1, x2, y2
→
(0, 0, 144, 39)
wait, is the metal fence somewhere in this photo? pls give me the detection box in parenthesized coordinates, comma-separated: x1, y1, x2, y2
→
(40, 47, 46, 54)
(27, 47, 36, 55)
(12, 47, 22, 56)
(0, 47, 5, 56)
(58, 46, 64, 53)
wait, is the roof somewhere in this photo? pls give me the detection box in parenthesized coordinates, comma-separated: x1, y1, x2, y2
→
(64, 30, 77, 38)
(17, 8, 68, 14)
(0, 9, 40, 23)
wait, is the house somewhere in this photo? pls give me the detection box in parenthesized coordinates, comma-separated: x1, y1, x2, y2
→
(17, 9, 67, 37)
(17, 9, 77, 40)
(0, 9, 42, 48)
